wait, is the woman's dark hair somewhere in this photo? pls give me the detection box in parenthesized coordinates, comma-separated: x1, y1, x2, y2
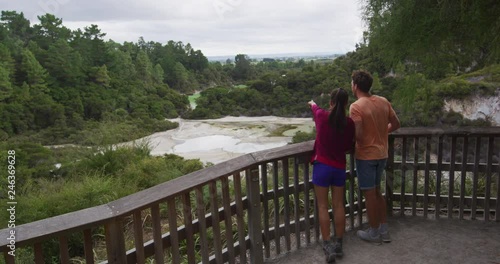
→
(328, 88, 348, 132)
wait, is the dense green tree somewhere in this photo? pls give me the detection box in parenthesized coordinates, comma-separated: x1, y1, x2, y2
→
(171, 62, 191, 92)
(32, 14, 71, 49)
(107, 48, 136, 82)
(71, 24, 108, 68)
(0, 64, 12, 101)
(152, 64, 164, 84)
(91, 65, 111, 88)
(135, 49, 153, 85)
(233, 54, 253, 80)
(0, 11, 31, 42)
(0, 43, 15, 77)
(44, 39, 84, 87)
(362, 0, 500, 78)
(187, 49, 209, 72)
(20, 49, 49, 92)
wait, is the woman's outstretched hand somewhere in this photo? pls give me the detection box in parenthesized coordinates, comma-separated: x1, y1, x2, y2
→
(308, 99, 316, 106)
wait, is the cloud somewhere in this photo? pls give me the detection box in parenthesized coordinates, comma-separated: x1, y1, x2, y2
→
(3, 0, 365, 56)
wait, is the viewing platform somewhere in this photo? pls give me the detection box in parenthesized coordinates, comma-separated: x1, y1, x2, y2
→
(1, 127, 499, 264)
(265, 216, 500, 264)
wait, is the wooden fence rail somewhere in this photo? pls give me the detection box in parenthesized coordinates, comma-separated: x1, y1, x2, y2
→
(1, 127, 499, 264)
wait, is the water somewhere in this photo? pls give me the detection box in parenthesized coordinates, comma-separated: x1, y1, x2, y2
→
(170, 134, 287, 154)
(142, 116, 314, 164)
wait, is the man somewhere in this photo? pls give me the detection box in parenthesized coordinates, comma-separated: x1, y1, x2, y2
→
(349, 70, 400, 243)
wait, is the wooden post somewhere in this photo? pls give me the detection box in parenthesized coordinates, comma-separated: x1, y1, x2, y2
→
(448, 136, 457, 219)
(424, 136, 431, 218)
(4, 250, 15, 264)
(386, 136, 395, 216)
(247, 166, 263, 264)
(348, 155, 355, 229)
(435, 136, 443, 219)
(401, 136, 407, 216)
(104, 218, 127, 264)
(412, 137, 419, 216)
(59, 236, 70, 263)
(484, 137, 494, 222)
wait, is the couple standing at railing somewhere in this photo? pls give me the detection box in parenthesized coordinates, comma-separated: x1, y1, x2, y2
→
(308, 70, 401, 263)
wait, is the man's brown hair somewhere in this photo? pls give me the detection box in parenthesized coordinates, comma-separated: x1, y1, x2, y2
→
(351, 70, 373, 93)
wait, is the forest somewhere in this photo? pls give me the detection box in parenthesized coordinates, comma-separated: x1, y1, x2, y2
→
(2, 1, 500, 147)
(0, 0, 499, 251)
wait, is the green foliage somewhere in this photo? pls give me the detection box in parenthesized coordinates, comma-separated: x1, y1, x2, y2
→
(20, 48, 48, 92)
(436, 64, 500, 99)
(0, 63, 12, 101)
(0, 10, 213, 144)
(269, 125, 297, 137)
(0, 144, 205, 227)
(233, 54, 254, 81)
(362, 0, 500, 78)
(292, 130, 316, 144)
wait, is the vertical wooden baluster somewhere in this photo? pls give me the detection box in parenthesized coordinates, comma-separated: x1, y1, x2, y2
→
(386, 136, 395, 216)
(167, 198, 181, 264)
(221, 176, 236, 263)
(261, 164, 271, 258)
(59, 236, 70, 263)
(234, 172, 248, 264)
(182, 192, 195, 264)
(484, 137, 494, 222)
(132, 211, 145, 264)
(273, 161, 281, 255)
(459, 136, 469, 220)
(247, 166, 263, 264)
(401, 137, 407, 216)
(104, 218, 127, 264)
(304, 161, 311, 244)
(471, 137, 481, 220)
(314, 189, 320, 242)
(496, 141, 500, 222)
(348, 155, 355, 229)
(412, 137, 419, 216)
(3, 250, 14, 264)
(272, 161, 281, 254)
(83, 229, 95, 264)
(151, 203, 164, 263)
(210, 181, 223, 264)
(34, 242, 44, 264)
(436, 136, 443, 219)
(352, 153, 362, 228)
(423, 136, 431, 218)
(282, 158, 291, 251)
(448, 136, 457, 219)
(196, 186, 210, 264)
(293, 157, 301, 249)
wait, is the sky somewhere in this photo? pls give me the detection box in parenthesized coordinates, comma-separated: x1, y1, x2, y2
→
(1, 0, 366, 57)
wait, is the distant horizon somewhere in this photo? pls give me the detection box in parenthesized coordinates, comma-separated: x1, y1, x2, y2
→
(207, 51, 346, 61)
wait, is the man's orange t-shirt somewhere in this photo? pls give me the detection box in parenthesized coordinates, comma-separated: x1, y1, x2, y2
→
(349, 95, 397, 160)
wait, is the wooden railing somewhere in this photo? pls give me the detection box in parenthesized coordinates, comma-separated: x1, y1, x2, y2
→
(1, 127, 499, 264)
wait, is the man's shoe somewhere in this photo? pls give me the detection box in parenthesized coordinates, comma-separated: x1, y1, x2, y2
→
(322, 241, 336, 263)
(357, 228, 382, 243)
(379, 224, 392, 243)
(380, 231, 391, 243)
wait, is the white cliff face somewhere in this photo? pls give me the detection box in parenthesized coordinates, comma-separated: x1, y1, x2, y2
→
(443, 90, 500, 125)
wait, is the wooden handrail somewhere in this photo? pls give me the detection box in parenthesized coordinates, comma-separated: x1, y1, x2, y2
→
(1, 127, 499, 263)
(0, 141, 314, 248)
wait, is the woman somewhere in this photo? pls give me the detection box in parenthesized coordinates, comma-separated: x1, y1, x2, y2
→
(308, 88, 355, 263)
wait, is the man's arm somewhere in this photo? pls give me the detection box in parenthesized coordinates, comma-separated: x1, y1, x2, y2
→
(349, 105, 363, 141)
(388, 106, 400, 133)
